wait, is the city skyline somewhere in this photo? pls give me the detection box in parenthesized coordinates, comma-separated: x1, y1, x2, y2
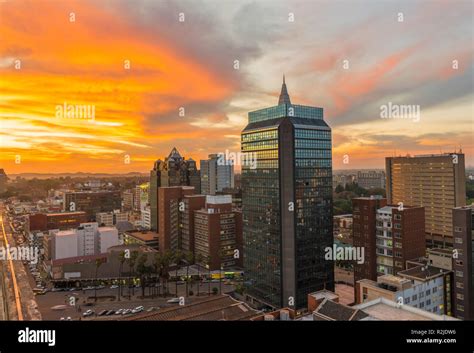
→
(1, 0, 473, 174)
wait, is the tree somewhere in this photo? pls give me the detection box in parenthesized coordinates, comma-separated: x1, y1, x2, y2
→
(136, 254, 151, 298)
(205, 255, 212, 296)
(160, 250, 173, 297)
(173, 250, 183, 296)
(127, 251, 139, 298)
(94, 258, 106, 302)
(335, 184, 344, 193)
(118, 251, 126, 301)
(195, 253, 204, 297)
(184, 251, 194, 297)
(153, 252, 162, 298)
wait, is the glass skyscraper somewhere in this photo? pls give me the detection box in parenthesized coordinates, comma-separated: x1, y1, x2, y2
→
(241, 77, 334, 310)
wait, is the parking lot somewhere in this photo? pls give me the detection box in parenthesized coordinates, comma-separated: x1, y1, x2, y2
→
(35, 282, 236, 320)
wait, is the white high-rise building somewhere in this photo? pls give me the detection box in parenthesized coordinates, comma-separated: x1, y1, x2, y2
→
(50, 223, 119, 260)
(141, 206, 151, 229)
(200, 154, 234, 195)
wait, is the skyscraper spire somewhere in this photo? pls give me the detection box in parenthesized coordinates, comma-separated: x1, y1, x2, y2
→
(278, 75, 291, 105)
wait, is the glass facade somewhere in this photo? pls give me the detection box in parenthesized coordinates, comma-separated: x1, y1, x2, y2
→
(242, 126, 281, 307)
(242, 96, 334, 309)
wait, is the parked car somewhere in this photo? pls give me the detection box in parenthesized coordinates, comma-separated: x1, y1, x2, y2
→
(167, 298, 180, 304)
(106, 310, 115, 316)
(98, 310, 108, 316)
(114, 309, 124, 315)
(132, 306, 144, 314)
(110, 285, 119, 289)
(82, 309, 94, 317)
(122, 309, 132, 315)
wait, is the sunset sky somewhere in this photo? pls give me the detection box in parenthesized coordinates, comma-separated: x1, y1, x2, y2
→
(1, 0, 473, 174)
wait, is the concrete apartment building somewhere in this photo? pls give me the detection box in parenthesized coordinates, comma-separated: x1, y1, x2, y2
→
(352, 196, 387, 285)
(357, 170, 385, 189)
(452, 205, 474, 320)
(376, 205, 426, 276)
(96, 210, 129, 227)
(47, 222, 119, 260)
(386, 153, 466, 247)
(194, 195, 243, 270)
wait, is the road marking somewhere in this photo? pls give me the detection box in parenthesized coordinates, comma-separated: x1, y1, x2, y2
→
(0, 214, 24, 320)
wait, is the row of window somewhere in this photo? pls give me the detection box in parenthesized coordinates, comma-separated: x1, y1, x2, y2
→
(295, 139, 332, 149)
(295, 129, 331, 140)
(242, 129, 278, 142)
(295, 149, 332, 159)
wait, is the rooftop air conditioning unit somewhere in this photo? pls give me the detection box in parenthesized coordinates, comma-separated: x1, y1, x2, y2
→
(280, 309, 290, 321)
(264, 314, 274, 321)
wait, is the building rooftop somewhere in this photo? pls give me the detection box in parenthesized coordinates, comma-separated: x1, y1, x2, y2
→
(125, 230, 158, 242)
(313, 299, 369, 321)
(355, 297, 458, 321)
(124, 295, 258, 321)
(398, 265, 450, 281)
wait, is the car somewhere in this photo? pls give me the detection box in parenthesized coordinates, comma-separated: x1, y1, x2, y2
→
(122, 309, 132, 315)
(131, 306, 144, 314)
(110, 285, 119, 289)
(98, 310, 108, 316)
(106, 310, 115, 316)
(51, 287, 63, 292)
(167, 298, 180, 304)
(83, 286, 94, 290)
(114, 309, 124, 315)
(66, 317, 72, 321)
(146, 306, 159, 312)
(82, 310, 94, 317)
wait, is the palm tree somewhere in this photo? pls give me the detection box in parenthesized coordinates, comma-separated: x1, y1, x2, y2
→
(205, 255, 212, 296)
(161, 250, 173, 297)
(128, 250, 139, 298)
(153, 252, 162, 298)
(184, 251, 194, 297)
(118, 251, 126, 301)
(94, 258, 105, 302)
(195, 253, 204, 297)
(136, 254, 150, 298)
(173, 250, 183, 297)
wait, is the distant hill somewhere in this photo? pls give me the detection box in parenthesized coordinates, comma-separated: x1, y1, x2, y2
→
(8, 172, 148, 179)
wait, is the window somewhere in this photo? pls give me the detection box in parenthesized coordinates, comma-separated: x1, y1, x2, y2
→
(454, 227, 462, 233)
(420, 292, 424, 298)
(456, 282, 464, 289)
(426, 299, 431, 306)
(394, 223, 401, 229)
(456, 270, 464, 278)
(394, 214, 402, 220)
(457, 304, 464, 312)
(455, 237, 463, 244)
(412, 294, 417, 301)
(405, 297, 411, 304)
(395, 242, 402, 249)
(420, 302, 424, 308)
(456, 293, 464, 300)
(433, 287, 437, 293)
(426, 289, 430, 296)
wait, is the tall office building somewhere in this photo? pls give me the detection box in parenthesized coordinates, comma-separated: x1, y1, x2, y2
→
(149, 148, 200, 230)
(200, 154, 234, 195)
(241, 77, 334, 310)
(452, 206, 474, 320)
(352, 196, 387, 300)
(386, 153, 466, 247)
